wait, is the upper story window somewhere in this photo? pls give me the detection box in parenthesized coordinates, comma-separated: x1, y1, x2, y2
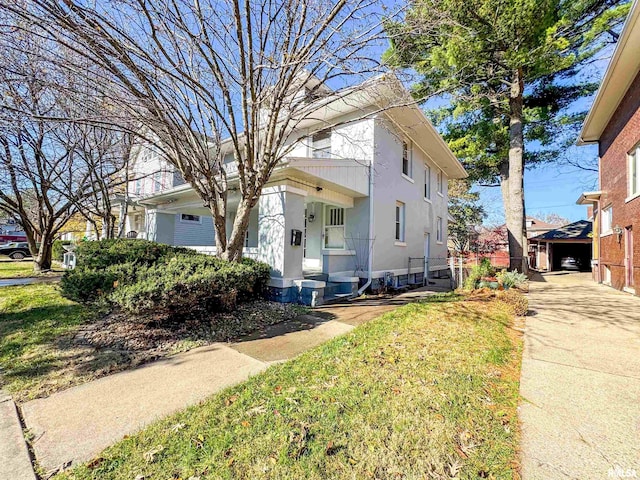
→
(134, 179, 142, 196)
(395, 201, 405, 242)
(180, 213, 201, 224)
(312, 129, 331, 158)
(402, 140, 412, 177)
(424, 164, 431, 199)
(601, 205, 612, 234)
(152, 171, 162, 193)
(436, 169, 444, 194)
(436, 216, 443, 243)
(629, 145, 640, 197)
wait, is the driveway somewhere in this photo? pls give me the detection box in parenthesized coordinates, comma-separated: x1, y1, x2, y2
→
(520, 272, 640, 479)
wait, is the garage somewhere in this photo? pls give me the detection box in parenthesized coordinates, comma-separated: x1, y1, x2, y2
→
(529, 220, 593, 272)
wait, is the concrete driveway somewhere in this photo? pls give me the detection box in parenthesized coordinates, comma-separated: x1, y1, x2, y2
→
(520, 272, 640, 479)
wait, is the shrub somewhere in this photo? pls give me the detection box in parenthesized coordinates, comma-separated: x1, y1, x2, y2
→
(109, 255, 271, 315)
(61, 239, 271, 316)
(463, 257, 496, 290)
(497, 289, 529, 316)
(497, 270, 527, 290)
(52, 240, 72, 261)
(60, 262, 139, 303)
(73, 239, 195, 270)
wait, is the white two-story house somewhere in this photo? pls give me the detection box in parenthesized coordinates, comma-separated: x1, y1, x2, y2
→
(118, 76, 467, 304)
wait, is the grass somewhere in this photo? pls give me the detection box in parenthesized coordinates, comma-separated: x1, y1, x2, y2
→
(0, 284, 100, 401)
(0, 259, 37, 278)
(58, 295, 522, 480)
(0, 258, 65, 278)
(0, 283, 307, 402)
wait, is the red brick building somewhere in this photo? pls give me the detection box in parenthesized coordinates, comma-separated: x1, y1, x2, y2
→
(578, 0, 640, 295)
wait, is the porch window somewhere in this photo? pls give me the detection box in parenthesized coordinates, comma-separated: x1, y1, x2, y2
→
(324, 206, 345, 249)
(629, 145, 640, 197)
(436, 216, 443, 242)
(395, 202, 405, 242)
(180, 213, 201, 223)
(424, 164, 431, 199)
(312, 129, 331, 158)
(402, 140, 412, 177)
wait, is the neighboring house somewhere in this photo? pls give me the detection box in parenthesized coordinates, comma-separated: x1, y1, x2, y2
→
(526, 217, 565, 270)
(577, 0, 640, 295)
(529, 220, 593, 272)
(116, 75, 467, 304)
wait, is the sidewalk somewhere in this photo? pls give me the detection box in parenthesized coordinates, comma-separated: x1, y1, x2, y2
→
(19, 286, 443, 474)
(520, 272, 640, 479)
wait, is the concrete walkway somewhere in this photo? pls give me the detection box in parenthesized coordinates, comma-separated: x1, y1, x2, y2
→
(18, 286, 442, 474)
(520, 272, 640, 479)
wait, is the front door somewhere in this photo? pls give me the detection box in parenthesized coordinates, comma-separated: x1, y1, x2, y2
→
(625, 226, 634, 289)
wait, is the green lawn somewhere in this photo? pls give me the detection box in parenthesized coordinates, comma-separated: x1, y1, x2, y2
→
(0, 284, 99, 401)
(58, 295, 522, 480)
(0, 259, 37, 278)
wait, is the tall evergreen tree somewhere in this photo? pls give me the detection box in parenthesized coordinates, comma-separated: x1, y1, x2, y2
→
(385, 0, 629, 272)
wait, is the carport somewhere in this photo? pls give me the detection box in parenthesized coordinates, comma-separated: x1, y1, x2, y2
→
(529, 220, 592, 272)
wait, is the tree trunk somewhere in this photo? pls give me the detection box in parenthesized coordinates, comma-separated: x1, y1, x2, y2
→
(223, 196, 256, 262)
(34, 238, 53, 272)
(211, 190, 228, 258)
(507, 68, 528, 274)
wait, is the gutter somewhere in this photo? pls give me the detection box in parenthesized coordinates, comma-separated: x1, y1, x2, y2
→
(357, 161, 375, 296)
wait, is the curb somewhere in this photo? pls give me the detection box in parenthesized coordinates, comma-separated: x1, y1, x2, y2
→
(0, 393, 37, 480)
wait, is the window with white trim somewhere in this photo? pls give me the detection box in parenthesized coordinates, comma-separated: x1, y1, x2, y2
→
(402, 140, 412, 177)
(152, 171, 162, 193)
(436, 169, 444, 194)
(424, 164, 431, 199)
(629, 145, 640, 197)
(180, 213, 201, 223)
(601, 205, 612, 234)
(134, 179, 142, 195)
(395, 201, 405, 242)
(312, 129, 331, 158)
(436, 216, 443, 242)
(324, 206, 345, 249)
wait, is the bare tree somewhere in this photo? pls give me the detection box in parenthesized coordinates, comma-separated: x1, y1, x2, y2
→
(12, 0, 404, 261)
(0, 14, 132, 270)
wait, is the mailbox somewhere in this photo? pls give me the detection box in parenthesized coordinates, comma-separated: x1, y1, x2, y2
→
(291, 229, 302, 246)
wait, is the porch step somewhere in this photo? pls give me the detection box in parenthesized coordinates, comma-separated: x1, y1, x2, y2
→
(322, 293, 354, 305)
(304, 273, 329, 282)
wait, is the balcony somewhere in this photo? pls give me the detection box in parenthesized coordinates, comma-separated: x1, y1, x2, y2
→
(223, 156, 370, 197)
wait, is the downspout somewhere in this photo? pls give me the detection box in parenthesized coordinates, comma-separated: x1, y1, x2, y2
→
(357, 160, 375, 296)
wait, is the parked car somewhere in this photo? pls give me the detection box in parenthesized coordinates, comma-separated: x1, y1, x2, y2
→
(560, 256, 582, 271)
(0, 242, 33, 260)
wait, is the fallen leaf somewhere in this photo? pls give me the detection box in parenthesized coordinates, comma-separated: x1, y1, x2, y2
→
(143, 445, 164, 463)
(225, 395, 238, 406)
(269, 456, 277, 465)
(170, 423, 186, 433)
(87, 457, 104, 469)
(274, 385, 282, 393)
(241, 420, 250, 427)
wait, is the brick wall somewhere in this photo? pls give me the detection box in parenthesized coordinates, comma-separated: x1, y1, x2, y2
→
(598, 70, 640, 293)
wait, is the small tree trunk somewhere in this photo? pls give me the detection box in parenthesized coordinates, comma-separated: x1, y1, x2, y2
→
(507, 68, 528, 274)
(211, 190, 228, 258)
(224, 197, 256, 262)
(34, 238, 53, 272)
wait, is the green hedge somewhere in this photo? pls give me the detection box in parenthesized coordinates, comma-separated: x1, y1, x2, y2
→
(73, 239, 195, 269)
(52, 240, 72, 261)
(61, 240, 270, 315)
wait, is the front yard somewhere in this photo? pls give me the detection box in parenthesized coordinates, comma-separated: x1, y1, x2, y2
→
(0, 283, 303, 402)
(0, 258, 37, 278)
(58, 295, 522, 480)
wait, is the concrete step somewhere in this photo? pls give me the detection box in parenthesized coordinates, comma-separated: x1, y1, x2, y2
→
(304, 273, 329, 282)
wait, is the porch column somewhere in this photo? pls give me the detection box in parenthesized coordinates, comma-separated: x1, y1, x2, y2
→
(258, 185, 306, 280)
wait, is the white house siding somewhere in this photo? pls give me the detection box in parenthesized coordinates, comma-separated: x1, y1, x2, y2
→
(173, 214, 216, 247)
(370, 118, 449, 276)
